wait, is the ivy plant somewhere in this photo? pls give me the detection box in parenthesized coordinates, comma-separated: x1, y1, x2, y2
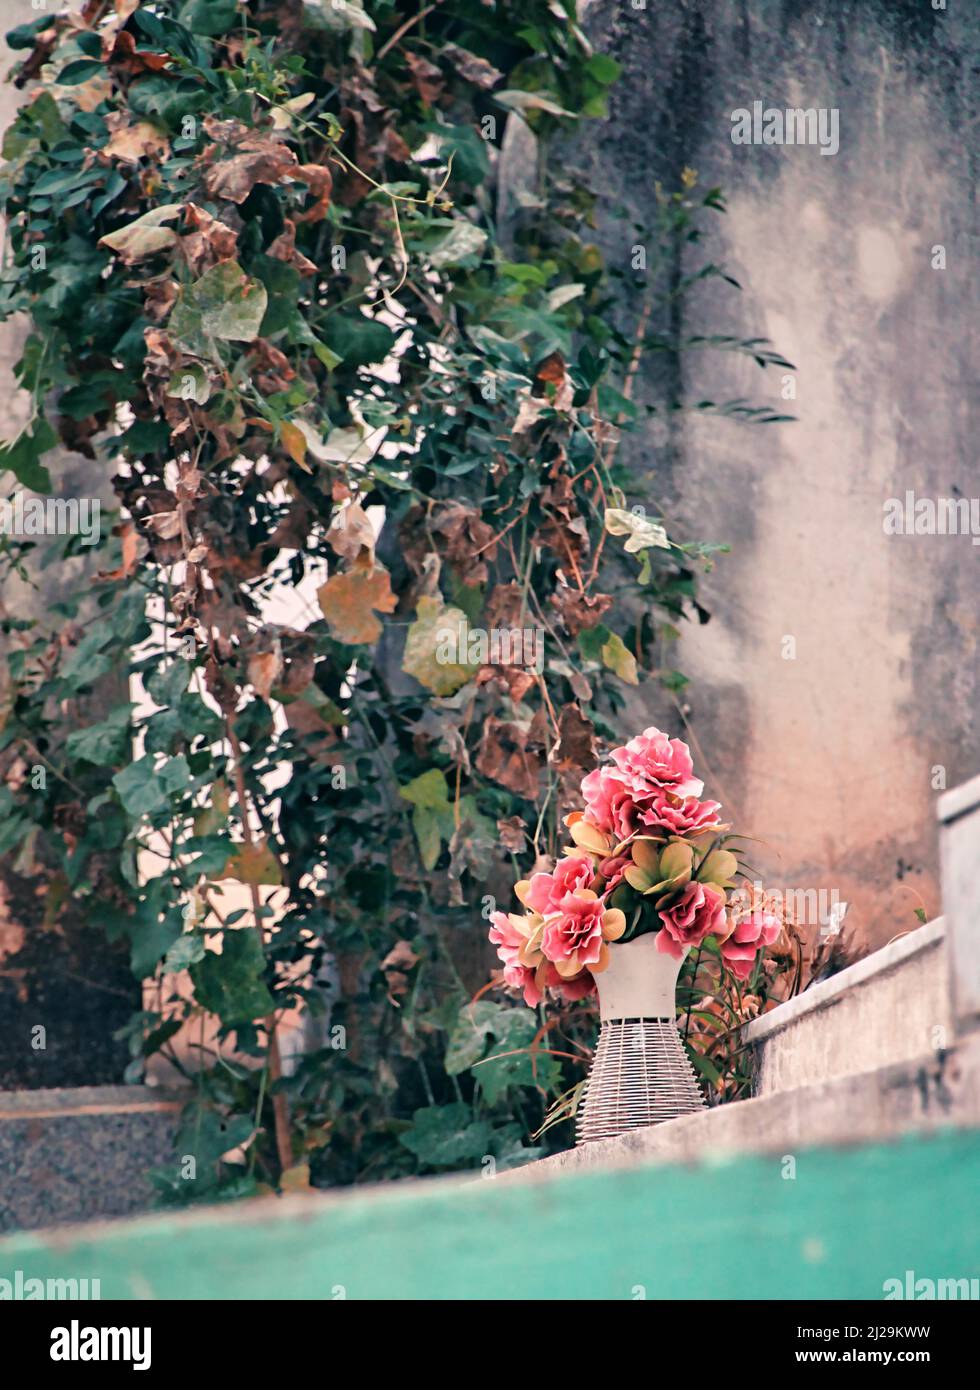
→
(0, 0, 792, 1198)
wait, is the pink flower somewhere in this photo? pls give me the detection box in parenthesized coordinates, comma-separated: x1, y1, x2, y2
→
(610, 727, 703, 799)
(532, 960, 597, 1002)
(488, 910, 524, 966)
(503, 960, 545, 1008)
(579, 766, 641, 839)
(580, 727, 712, 841)
(595, 851, 631, 894)
(721, 911, 781, 981)
(540, 889, 626, 977)
(490, 911, 548, 1006)
(640, 790, 723, 837)
(492, 930, 597, 1006)
(518, 855, 593, 915)
(552, 966, 597, 1002)
(656, 881, 726, 959)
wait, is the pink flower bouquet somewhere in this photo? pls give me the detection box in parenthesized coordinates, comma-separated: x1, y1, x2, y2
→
(488, 726, 780, 1005)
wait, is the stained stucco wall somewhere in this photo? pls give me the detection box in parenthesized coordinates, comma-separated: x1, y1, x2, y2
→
(570, 0, 979, 951)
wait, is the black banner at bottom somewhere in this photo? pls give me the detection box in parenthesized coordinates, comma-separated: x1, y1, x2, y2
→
(1, 1298, 974, 1374)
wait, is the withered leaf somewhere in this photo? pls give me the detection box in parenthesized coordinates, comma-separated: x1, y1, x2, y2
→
(405, 51, 444, 105)
(293, 163, 333, 223)
(476, 716, 543, 801)
(535, 351, 566, 387)
(441, 44, 503, 90)
(97, 521, 139, 581)
(402, 596, 476, 696)
(267, 219, 317, 275)
(279, 420, 311, 472)
(221, 839, 282, 886)
(101, 114, 170, 164)
(201, 123, 298, 204)
(99, 204, 183, 264)
(179, 202, 238, 275)
(327, 501, 375, 562)
(248, 646, 282, 702)
(142, 509, 181, 540)
(317, 554, 397, 645)
(496, 815, 528, 854)
(550, 587, 613, 637)
(552, 703, 597, 774)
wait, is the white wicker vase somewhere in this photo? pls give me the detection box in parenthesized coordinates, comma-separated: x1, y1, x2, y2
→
(576, 932, 706, 1146)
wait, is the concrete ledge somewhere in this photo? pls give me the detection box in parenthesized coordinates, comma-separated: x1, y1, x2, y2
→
(743, 917, 945, 1044)
(0, 1086, 183, 1234)
(742, 918, 949, 1096)
(505, 1034, 980, 1182)
(937, 772, 980, 825)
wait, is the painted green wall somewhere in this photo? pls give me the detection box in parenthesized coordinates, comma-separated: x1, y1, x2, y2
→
(1, 1130, 977, 1299)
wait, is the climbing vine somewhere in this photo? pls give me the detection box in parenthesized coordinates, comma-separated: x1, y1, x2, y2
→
(0, 0, 793, 1197)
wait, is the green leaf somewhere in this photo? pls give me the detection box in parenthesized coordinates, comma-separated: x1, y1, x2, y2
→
(164, 932, 207, 972)
(0, 418, 57, 493)
(190, 927, 276, 1025)
(687, 1049, 721, 1087)
(577, 623, 611, 665)
(60, 625, 118, 690)
(253, 254, 300, 336)
(445, 1000, 501, 1073)
(399, 769, 454, 868)
(0, 811, 31, 859)
(113, 757, 168, 817)
(57, 59, 105, 85)
(426, 220, 488, 269)
(399, 768, 450, 809)
(412, 805, 443, 871)
(166, 363, 211, 405)
(586, 53, 621, 85)
(146, 658, 191, 709)
(447, 1001, 560, 1103)
(169, 261, 269, 356)
(178, 0, 239, 35)
(319, 313, 395, 368)
(173, 1106, 255, 1186)
(129, 903, 183, 979)
(65, 705, 132, 766)
(398, 1103, 491, 1168)
(424, 122, 489, 186)
(6, 17, 53, 50)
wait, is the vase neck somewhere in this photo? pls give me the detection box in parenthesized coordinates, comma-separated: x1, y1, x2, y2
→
(596, 932, 688, 1022)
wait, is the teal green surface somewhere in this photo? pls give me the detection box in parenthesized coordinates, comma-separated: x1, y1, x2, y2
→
(1, 1130, 977, 1299)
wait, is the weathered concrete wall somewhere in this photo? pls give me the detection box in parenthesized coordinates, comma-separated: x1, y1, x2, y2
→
(507, 1037, 980, 1180)
(743, 916, 950, 1095)
(575, 0, 980, 953)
